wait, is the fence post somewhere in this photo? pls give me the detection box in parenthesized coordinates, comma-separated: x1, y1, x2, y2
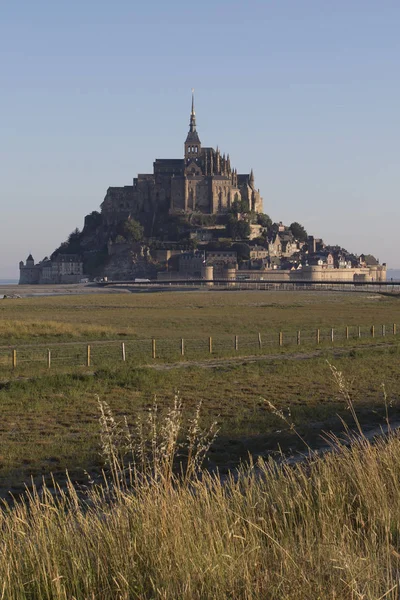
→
(181, 338, 184, 356)
(393, 323, 397, 336)
(331, 328, 334, 343)
(86, 345, 91, 367)
(235, 335, 239, 351)
(345, 326, 349, 340)
(279, 332, 283, 347)
(121, 342, 126, 362)
(47, 349, 51, 369)
(382, 324, 386, 337)
(316, 329, 320, 345)
(297, 330, 301, 345)
(258, 332, 262, 349)
(209, 336, 212, 354)
(371, 325, 375, 338)
(12, 349, 17, 370)
(152, 339, 156, 359)
(358, 326, 361, 339)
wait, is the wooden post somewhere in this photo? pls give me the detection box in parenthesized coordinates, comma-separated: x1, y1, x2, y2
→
(86, 345, 91, 367)
(358, 326, 361, 339)
(181, 338, 184, 356)
(258, 332, 262, 349)
(382, 324, 386, 337)
(279, 332, 283, 347)
(371, 325, 375, 338)
(345, 326, 349, 340)
(393, 323, 397, 336)
(209, 337, 212, 354)
(331, 328, 334, 343)
(121, 342, 126, 362)
(47, 349, 51, 369)
(297, 330, 301, 345)
(12, 349, 17, 370)
(235, 335, 239, 351)
(152, 339, 156, 359)
(316, 329, 320, 345)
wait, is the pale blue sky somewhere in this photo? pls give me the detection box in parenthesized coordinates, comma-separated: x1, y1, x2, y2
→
(1, 0, 399, 277)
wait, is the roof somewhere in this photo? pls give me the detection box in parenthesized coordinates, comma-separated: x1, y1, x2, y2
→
(361, 254, 379, 266)
(53, 254, 82, 263)
(26, 254, 34, 261)
(154, 159, 184, 166)
(185, 131, 201, 144)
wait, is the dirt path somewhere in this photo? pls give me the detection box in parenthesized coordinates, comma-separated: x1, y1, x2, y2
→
(145, 340, 394, 371)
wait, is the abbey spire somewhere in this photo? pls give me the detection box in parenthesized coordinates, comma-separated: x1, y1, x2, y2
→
(190, 89, 196, 132)
(185, 89, 201, 160)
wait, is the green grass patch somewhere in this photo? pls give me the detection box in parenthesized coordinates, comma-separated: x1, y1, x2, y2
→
(1, 344, 400, 494)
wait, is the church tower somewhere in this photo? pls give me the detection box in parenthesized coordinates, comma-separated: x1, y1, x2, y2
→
(184, 90, 201, 161)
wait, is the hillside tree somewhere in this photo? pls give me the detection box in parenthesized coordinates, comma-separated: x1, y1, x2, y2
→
(289, 222, 308, 242)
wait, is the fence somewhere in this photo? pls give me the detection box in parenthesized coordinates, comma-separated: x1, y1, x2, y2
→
(0, 322, 397, 375)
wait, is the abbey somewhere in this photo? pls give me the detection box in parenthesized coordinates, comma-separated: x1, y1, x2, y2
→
(101, 94, 263, 224)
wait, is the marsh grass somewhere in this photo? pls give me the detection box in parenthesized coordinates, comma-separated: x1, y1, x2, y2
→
(1, 346, 400, 494)
(2, 384, 400, 598)
(0, 319, 122, 341)
(0, 290, 398, 344)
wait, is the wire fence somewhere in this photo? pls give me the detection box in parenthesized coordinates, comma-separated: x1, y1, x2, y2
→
(0, 322, 397, 376)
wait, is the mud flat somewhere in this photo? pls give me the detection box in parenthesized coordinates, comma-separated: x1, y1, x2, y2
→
(0, 283, 130, 298)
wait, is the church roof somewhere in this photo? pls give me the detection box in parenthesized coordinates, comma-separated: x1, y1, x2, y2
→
(185, 130, 201, 144)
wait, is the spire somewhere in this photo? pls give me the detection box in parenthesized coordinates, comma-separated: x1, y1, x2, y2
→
(249, 168, 254, 186)
(189, 88, 196, 132)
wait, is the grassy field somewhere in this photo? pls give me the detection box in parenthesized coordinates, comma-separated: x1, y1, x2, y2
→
(1, 344, 400, 496)
(0, 289, 399, 494)
(1, 289, 400, 597)
(0, 289, 399, 343)
(2, 419, 400, 598)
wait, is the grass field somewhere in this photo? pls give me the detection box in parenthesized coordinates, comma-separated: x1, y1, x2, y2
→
(3, 412, 400, 598)
(0, 289, 399, 343)
(2, 289, 400, 598)
(0, 289, 399, 495)
(1, 344, 400, 497)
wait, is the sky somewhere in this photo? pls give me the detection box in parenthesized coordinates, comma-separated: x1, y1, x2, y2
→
(1, 0, 400, 278)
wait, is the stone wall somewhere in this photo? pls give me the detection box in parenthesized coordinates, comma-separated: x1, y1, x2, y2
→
(291, 266, 387, 282)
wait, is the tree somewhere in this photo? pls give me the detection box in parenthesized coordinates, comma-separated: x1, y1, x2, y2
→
(231, 196, 241, 214)
(232, 242, 250, 262)
(123, 219, 144, 243)
(236, 219, 251, 240)
(227, 215, 251, 240)
(257, 213, 272, 229)
(115, 235, 127, 244)
(289, 222, 308, 242)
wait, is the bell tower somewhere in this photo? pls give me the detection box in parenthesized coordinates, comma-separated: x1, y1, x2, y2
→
(184, 90, 201, 161)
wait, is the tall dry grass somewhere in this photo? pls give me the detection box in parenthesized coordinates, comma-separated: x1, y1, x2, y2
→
(1, 383, 400, 598)
(0, 319, 118, 340)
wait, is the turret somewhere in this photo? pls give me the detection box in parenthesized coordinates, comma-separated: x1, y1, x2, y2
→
(26, 254, 34, 267)
(216, 147, 220, 173)
(249, 169, 254, 188)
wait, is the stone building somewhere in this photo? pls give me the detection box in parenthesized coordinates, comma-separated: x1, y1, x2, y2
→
(19, 254, 83, 284)
(101, 93, 263, 224)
